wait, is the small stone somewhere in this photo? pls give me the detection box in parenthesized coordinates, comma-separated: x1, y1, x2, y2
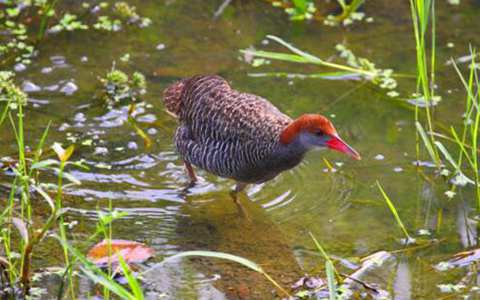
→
(74, 112, 86, 122)
(94, 147, 109, 155)
(156, 43, 166, 50)
(81, 56, 88, 62)
(393, 167, 403, 172)
(374, 154, 384, 160)
(44, 84, 59, 91)
(127, 141, 138, 150)
(22, 81, 41, 93)
(14, 63, 27, 72)
(447, 42, 455, 48)
(147, 128, 158, 135)
(58, 123, 70, 131)
(50, 55, 66, 66)
(41, 67, 53, 74)
(60, 81, 78, 95)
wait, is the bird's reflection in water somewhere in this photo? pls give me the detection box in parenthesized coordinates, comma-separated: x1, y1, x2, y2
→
(172, 189, 302, 299)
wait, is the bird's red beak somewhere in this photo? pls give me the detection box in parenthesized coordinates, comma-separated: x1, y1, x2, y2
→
(326, 135, 361, 160)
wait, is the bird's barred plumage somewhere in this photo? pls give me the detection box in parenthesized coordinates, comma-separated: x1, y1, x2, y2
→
(163, 75, 306, 183)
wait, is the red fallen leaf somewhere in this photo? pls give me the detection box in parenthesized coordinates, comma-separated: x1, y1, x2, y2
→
(87, 239, 155, 266)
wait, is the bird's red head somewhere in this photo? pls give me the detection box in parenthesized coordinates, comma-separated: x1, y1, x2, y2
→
(279, 114, 361, 160)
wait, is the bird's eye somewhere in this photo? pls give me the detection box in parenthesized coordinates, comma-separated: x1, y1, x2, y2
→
(314, 131, 324, 136)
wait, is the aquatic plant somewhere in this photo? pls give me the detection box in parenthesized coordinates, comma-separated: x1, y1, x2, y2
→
(0, 0, 151, 70)
(448, 52, 480, 206)
(324, 0, 367, 26)
(99, 65, 147, 108)
(277, 0, 317, 21)
(409, 0, 441, 166)
(241, 35, 398, 97)
(0, 72, 85, 297)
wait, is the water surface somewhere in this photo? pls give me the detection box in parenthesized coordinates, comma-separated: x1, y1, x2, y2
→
(2, 1, 480, 299)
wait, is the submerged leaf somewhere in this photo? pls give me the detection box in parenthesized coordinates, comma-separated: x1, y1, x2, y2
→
(87, 239, 155, 266)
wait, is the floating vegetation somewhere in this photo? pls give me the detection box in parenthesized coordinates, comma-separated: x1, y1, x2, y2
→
(0, 0, 151, 71)
(324, 0, 369, 26)
(99, 65, 147, 108)
(270, 0, 317, 21)
(241, 35, 399, 96)
(49, 14, 89, 33)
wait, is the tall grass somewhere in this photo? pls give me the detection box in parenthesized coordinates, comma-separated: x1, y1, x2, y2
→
(409, 0, 441, 166)
(449, 52, 480, 207)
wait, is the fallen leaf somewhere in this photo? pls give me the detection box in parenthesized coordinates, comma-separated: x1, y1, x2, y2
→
(436, 248, 480, 271)
(87, 239, 155, 267)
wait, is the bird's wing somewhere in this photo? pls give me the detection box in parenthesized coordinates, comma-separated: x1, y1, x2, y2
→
(179, 76, 291, 145)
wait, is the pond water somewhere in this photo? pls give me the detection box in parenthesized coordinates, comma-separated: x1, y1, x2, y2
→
(2, 0, 480, 299)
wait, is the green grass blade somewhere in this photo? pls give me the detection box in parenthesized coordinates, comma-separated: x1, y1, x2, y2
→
(266, 35, 323, 63)
(247, 71, 360, 80)
(60, 240, 136, 300)
(118, 255, 144, 300)
(160, 250, 262, 272)
(0, 99, 11, 127)
(415, 121, 438, 164)
(240, 49, 313, 64)
(157, 250, 291, 297)
(326, 260, 336, 300)
(376, 181, 412, 241)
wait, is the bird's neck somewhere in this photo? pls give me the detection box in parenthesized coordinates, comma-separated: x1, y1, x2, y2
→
(274, 133, 310, 161)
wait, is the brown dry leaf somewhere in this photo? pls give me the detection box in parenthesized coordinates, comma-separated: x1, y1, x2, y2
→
(87, 239, 155, 266)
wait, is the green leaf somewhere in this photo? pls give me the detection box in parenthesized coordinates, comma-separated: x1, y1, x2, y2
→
(159, 250, 263, 273)
(266, 35, 323, 63)
(118, 255, 144, 300)
(31, 159, 59, 169)
(57, 237, 137, 300)
(415, 121, 438, 163)
(156, 250, 291, 298)
(376, 181, 413, 241)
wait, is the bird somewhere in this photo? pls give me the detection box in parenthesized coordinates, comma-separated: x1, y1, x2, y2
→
(163, 75, 360, 199)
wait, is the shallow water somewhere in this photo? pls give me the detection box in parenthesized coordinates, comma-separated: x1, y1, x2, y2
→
(2, 0, 480, 299)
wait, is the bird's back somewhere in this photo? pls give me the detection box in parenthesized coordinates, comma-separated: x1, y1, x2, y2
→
(163, 75, 294, 182)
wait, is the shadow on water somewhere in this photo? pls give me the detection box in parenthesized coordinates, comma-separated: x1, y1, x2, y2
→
(171, 191, 302, 299)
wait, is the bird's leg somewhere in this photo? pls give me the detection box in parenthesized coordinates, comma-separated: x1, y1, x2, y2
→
(184, 161, 197, 185)
(230, 182, 250, 219)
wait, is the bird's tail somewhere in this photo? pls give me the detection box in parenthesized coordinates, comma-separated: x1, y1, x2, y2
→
(162, 79, 186, 116)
